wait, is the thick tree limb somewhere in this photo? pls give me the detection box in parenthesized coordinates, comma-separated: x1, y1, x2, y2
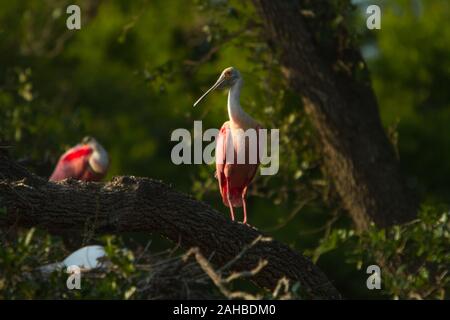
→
(0, 153, 340, 299)
(253, 0, 417, 230)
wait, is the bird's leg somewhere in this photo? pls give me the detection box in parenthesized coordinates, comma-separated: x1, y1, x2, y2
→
(228, 206, 235, 221)
(242, 186, 248, 224)
(226, 180, 235, 221)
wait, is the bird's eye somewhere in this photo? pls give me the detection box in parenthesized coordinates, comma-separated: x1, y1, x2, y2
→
(225, 71, 232, 77)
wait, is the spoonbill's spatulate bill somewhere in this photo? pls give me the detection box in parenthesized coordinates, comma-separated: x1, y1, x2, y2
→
(49, 136, 109, 182)
(194, 67, 262, 224)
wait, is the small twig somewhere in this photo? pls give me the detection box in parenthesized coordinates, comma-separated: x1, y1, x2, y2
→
(184, 247, 265, 300)
(272, 277, 291, 299)
(225, 259, 268, 282)
(136, 239, 152, 263)
(218, 235, 272, 272)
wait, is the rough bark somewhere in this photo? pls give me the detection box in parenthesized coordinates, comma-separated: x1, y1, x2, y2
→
(252, 0, 417, 230)
(0, 152, 340, 299)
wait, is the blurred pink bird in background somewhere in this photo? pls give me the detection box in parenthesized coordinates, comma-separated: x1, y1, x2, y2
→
(194, 67, 262, 224)
(49, 136, 109, 182)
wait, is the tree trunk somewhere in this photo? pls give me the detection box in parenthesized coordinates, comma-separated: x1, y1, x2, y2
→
(0, 152, 341, 299)
(253, 0, 417, 230)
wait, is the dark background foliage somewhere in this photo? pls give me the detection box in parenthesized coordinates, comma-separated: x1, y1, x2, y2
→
(0, 0, 449, 299)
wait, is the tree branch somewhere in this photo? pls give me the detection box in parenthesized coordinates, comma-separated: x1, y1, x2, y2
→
(0, 152, 340, 299)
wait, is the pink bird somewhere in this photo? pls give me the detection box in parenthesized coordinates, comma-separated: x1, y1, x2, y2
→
(49, 136, 109, 182)
(194, 67, 262, 224)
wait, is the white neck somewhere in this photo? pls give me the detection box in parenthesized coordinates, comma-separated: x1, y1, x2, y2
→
(227, 78, 247, 125)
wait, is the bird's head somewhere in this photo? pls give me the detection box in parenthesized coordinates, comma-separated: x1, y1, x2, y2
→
(193, 67, 241, 107)
(81, 136, 95, 145)
(216, 67, 241, 89)
(81, 136, 109, 173)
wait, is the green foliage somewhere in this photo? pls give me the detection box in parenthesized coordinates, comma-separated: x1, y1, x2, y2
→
(0, 0, 449, 299)
(0, 232, 139, 299)
(365, 0, 450, 200)
(311, 205, 450, 299)
(1, 230, 310, 299)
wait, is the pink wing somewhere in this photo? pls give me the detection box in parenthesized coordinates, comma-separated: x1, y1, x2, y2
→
(216, 122, 230, 204)
(49, 145, 93, 182)
(244, 124, 262, 186)
(216, 122, 261, 207)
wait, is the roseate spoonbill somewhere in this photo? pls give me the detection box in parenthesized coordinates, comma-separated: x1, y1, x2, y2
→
(49, 136, 109, 182)
(194, 67, 262, 224)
